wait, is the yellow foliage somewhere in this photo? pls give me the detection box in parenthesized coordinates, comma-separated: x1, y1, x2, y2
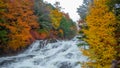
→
(80, 48, 90, 56)
(50, 9, 62, 29)
(83, 0, 117, 67)
(59, 29, 63, 35)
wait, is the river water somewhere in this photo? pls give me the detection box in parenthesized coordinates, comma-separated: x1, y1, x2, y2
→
(0, 36, 87, 68)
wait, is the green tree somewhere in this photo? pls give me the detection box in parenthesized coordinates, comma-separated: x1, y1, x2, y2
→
(59, 17, 77, 39)
(34, 0, 53, 30)
(77, 0, 93, 19)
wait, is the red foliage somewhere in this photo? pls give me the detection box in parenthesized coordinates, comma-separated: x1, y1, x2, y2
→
(30, 30, 41, 40)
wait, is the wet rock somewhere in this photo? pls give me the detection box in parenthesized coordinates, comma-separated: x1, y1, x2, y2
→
(59, 62, 72, 68)
(33, 59, 43, 65)
(0, 59, 15, 66)
(65, 53, 73, 59)
(47, 39, 57, 43)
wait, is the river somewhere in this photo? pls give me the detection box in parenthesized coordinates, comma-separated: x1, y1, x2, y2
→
(0, 36, 87, 68)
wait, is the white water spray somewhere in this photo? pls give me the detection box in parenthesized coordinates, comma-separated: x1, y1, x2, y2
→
(0, 36, 87, 68)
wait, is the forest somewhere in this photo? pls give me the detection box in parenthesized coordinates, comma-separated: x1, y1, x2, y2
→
(0, 0, 77, 56)
(0, 0, 120, 68)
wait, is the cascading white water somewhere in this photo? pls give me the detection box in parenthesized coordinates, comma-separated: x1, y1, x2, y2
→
(0, 36, 87, 68)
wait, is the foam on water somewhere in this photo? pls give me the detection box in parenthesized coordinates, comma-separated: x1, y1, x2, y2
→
(0, 36, 87, 68)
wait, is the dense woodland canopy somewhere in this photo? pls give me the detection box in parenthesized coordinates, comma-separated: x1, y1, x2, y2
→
(77, 0, 120, 67)
(0, 0, 77, 55)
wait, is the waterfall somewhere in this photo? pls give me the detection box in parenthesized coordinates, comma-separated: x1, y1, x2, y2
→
(0, 36, 87, 68)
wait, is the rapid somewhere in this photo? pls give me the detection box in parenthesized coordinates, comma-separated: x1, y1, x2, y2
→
(0, 36, 87, 68)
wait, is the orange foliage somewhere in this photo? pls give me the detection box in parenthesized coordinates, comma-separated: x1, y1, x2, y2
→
(39, 33, 48, 40)
(0, 0, 39, 51)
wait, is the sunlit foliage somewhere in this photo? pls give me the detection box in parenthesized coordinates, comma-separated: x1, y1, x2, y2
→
(50, 9, 63, 29)
(0, 0, 39, 53)
(83, 0, 117, 67)
(0, 0, 77, 55)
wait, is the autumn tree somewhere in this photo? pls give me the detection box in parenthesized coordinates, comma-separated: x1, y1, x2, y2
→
(50, 9, 62, 29)
(107, 0, 120, 59)
(83, 0, 117, 67)
(0, 0, 39, 52)
(0, 0, 9, 52)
